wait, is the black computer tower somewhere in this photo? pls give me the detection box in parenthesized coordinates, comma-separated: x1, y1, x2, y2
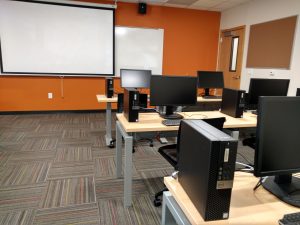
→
(123, 88, 139, 122)
(296, 88, 300, 96)
(178, 120, 237, 221)
(221, 88, 245, 118)
(105, 78, 114, 98)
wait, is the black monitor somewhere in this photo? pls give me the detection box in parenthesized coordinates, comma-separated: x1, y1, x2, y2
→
(120, 69, 151, 88)
(254, 96, 300, 207)
(247, 78, 290, 109)
(150, 75, 198, 119)
(197, 71, 224, 96)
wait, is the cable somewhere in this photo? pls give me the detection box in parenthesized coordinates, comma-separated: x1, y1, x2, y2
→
(60, 75, 64, 99)
(236, 161, 254, 170)
(181, 112, 208, 119)
(253, 177, 267, 191)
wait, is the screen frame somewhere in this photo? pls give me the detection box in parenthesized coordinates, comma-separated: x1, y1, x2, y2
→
(0, 0, 115, 77)
(120, 69, 152, 88)
(247, 78, 290, 105)
(197, 71, 224, 89)
(150, 75, 198, 106)
(254, 96, 300, 177)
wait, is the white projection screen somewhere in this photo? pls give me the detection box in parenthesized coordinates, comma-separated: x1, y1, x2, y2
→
(0, 0, 115, 76)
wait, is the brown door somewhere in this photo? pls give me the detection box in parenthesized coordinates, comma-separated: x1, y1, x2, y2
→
(218, 26, 245, 89)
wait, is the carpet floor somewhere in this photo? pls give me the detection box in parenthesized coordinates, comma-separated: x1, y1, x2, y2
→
(0, 112, 254, 225)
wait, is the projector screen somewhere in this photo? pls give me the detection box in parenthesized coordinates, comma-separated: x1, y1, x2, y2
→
(0, 0, 115, 76)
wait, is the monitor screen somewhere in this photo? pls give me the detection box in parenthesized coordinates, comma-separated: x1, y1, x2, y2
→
(254, 96, 300, 207)
(150, 75, 198, 107)
(247, 79, 290, 106)
(197, 71, 224, 89)
(150, 75, 198, 119)
(120, 69, 151, 88)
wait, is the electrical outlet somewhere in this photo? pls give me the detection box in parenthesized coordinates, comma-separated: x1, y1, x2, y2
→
(48, 93, 53, 99)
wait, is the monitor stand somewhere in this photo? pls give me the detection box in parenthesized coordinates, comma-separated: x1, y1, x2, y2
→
(204, 88, 210, 97)
(160, 106, 183, 120)
(262, 174, 300, 207)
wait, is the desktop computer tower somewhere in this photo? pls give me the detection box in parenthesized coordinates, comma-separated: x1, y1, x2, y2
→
(297, 88, 300, 96)
(123, 88, 139, 122)
(105, 78, 114, 98)
(221, 88, 245, 118)
(178, 120, 238, 221)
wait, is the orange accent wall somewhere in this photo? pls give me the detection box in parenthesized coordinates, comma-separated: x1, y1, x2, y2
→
(0, 1, 220, 112)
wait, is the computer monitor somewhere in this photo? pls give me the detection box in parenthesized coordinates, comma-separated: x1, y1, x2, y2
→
(254, 96, 300, 207)
(247, 78, 290, 109)
(150, 75, 198, 119)
(120, 69, 151, 88)
(197, 71, 224, 97)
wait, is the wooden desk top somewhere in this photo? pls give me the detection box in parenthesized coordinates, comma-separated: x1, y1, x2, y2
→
(164, 173, 298, 225)
(116, 111, 257, 133)
(96, 95, 118, 103)
(96, 95, 221, 104)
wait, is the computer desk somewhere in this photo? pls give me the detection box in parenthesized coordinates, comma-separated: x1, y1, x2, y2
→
(96, 95, 222, 147)
(162, 173, 298, 225)
(115, 111, 257, 206)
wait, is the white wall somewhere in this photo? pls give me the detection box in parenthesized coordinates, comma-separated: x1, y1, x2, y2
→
(220, 0, 300, 95)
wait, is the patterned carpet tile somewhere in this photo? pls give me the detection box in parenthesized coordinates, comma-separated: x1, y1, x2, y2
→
(0, 184, 46, 212)
(58, 137, 94, 147)
(92, 147, 115, 158)
(95, 178, 147, 200)
(47, 162, 94, 179)
(0, 209, 35, 225)
(42, 176, 96, 208)
(0, 151, 11, 168)
(0, 131, 25, 143)
(0, 162, 50, 186)
(8, 151, 55, 164)
(139, 169, 174, 195)
(92, 135, 109, 148)
(21, 137, 58, 151)
(133, 155, 172, 171)
(94, 156, 140, 180)
(62, 129, 90, 139)
(98, 194, 160, 225)
(34, 203, 100, 225)
(55, 146, 93, 163)
(35, 123, 65, 133)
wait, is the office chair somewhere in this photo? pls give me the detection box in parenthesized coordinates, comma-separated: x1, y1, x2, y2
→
(153, 117, 226, 207)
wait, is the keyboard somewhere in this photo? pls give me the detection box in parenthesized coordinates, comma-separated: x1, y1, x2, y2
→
(162, 119, 181, 126)
(202, 95, 222, 99)
(279, 212, 300, 225)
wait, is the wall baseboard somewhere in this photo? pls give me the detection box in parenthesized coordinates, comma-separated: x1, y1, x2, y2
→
(0, 109, 116, 115)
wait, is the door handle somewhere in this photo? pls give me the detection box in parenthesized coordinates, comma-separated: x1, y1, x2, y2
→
(232, 76, 240, 80)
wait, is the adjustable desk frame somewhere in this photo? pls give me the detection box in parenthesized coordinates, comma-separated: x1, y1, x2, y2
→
(115, 111, 257, 206)
(96, 95, 221, 147)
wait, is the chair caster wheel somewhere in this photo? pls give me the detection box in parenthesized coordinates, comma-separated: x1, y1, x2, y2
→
(150, 143, 154, 147)
(109, 140, 115, 148)
(132, 147, 135, 153)
(153, 199, 162, 207)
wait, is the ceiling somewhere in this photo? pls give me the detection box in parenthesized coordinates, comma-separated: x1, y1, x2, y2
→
(117, 0, 252, 11)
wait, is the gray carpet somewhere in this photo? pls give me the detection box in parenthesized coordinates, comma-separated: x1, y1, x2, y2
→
(0, 112, 254, 225)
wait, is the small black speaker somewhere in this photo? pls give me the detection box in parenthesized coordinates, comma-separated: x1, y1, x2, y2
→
(138, 3, 147, 14)
(105, 78, 114, 98)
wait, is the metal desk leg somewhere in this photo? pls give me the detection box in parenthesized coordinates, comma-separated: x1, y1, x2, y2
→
(116, 121, 133, 206)
(105, 102, 113, 146)
(162, 191, 191, 225)
(116, 121, 122, 178)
